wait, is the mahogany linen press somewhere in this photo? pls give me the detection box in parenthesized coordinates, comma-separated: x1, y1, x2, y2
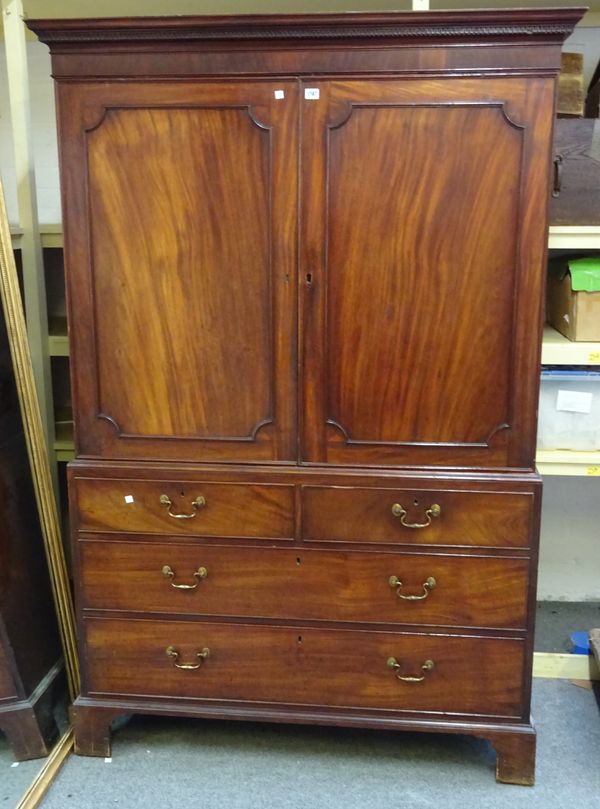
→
(28, 8, 584, 784)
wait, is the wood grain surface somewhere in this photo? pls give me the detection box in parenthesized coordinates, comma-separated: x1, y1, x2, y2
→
(75, 478, 294, 539)
(300, 77, 553, 468)
(83, 616, 526, 718)
(79, 540, 529, 630)
(326, 104, 519, 445)
(89, 106, 272, 440)
(302, 485, 533, 547)
(58, 81, 298, 461)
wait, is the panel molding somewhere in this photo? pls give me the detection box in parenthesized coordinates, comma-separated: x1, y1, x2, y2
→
(84, 103, 276, 444)
(323, 101, 524, 452)
(325, 418, 511, 449)
(327, 100, 527, 132)
(97, 412, 275, 443)
(82, 103, 274, 136)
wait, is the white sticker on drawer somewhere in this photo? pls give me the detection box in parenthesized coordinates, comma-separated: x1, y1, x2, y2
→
(556, 389, 593, 414)
(124, 495, 134, 504)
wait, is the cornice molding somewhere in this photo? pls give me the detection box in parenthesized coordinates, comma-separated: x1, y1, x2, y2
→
(27, 9, 586, 47)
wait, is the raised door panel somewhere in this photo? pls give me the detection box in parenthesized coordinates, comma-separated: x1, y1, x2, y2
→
(58, 82, 298, 462)
(301, 78, 555, 468)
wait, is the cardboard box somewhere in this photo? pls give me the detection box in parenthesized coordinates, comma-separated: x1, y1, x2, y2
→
(557, 52, 585, 117)
(547, 257, 600, 341)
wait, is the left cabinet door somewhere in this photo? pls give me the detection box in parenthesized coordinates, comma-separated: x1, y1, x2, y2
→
(58, 82, 298, 462)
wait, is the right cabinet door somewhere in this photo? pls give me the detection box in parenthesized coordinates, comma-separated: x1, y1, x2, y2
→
(300, 78, 554, 469)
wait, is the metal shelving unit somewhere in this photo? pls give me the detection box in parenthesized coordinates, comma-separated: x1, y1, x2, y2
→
(538, 229, 600, 476)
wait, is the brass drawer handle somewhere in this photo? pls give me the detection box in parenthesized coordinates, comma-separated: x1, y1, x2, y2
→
(388, 574, 436, 601)
(391, 502, 441, 528)
(387, 657, 434, 683)
(162, 565, 208, 590)
(165, 646, 210, 670)
(159, 494, 206, 519)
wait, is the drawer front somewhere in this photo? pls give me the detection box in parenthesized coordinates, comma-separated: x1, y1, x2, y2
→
(80, 541, 529, 630)
(84, 617, 526, 718)
(74, 479, 294, 539)
(302, 486, 533, 547)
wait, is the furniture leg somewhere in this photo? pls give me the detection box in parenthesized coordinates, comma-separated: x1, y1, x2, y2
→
(0, 703, 49, 760)
(71, 703, 119, 757)
(489, 729, 536, 786)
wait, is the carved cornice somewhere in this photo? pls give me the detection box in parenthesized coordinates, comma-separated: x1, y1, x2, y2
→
(27, 9, 585, 48)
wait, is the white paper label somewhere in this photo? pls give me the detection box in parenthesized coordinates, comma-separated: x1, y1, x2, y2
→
(124, 495, 134, 504)
(274, 90, 285, 99)
(304, 88, 320, 100)
(556, 389, 593, 414)
(104, 757, 112, 764)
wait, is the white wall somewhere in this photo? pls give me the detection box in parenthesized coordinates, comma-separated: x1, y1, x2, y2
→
(0, 39, 59, 224)
(564, 26, 600, 89)
(539, 477, 600, 600)
(1, 33, 599, 601)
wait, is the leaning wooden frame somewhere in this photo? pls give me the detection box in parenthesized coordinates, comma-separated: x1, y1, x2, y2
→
(0, 178, 79, 803)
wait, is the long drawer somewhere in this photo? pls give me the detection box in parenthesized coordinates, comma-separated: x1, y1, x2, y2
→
(74, 478, 295, 539)
(302, 486, 534, 547)
(79, 541, 529, 630)
(83, 617, 526, 719)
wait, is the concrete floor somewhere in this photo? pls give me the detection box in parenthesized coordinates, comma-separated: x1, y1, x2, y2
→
(535, 601, 600, 653)
(0, 734, 46, 808)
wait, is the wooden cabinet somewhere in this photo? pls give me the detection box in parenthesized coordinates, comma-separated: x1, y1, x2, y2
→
(30, 8, 583, 785)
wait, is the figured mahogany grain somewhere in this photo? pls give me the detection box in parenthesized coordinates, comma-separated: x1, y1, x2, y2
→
(89, 106, 271, 440)
(75, 478, 294, 539)
(328, 105, 518, 444)
(84, 617, 526, 718)
(302, 486, 533, 547)
(57, 81, 298, 462)
(79, 541, 529, 630)
(300, 77, 554, 468)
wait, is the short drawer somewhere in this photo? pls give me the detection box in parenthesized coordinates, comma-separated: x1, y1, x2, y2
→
(83, 617, 526, 719)
(74, 478, 294, 539)
(302, 486, 534, 547)
(79, 542, 529, 630)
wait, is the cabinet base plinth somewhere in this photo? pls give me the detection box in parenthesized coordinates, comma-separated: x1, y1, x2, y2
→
(72, 697, 536, 784)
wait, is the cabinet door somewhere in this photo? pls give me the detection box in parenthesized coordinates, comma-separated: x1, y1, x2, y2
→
(300, 78, 554, 468)
(58, 82, 298, 462)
